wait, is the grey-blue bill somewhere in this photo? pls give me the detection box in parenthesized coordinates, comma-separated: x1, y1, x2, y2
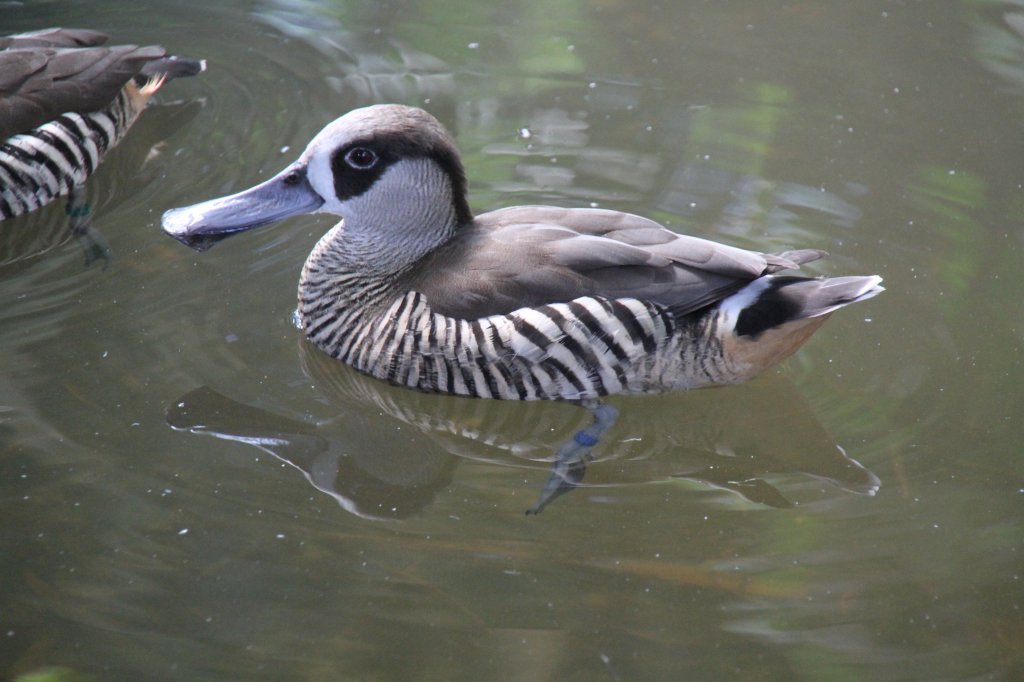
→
(162, 163, 323, 251)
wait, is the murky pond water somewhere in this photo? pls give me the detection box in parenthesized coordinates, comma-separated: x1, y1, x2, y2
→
(2, 1, 1023, 679)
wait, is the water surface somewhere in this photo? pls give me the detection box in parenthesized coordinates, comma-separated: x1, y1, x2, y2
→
(2, 1, 1022, 680)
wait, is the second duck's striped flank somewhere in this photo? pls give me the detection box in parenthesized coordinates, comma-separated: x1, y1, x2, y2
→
(0, 88, 137, 219)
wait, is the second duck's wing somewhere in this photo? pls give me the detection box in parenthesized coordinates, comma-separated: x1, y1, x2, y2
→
(0, 28, 167, 139)
(412, 206, 826, 320)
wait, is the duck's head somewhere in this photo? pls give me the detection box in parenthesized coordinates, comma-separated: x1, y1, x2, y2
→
(162, 104, 472, 255)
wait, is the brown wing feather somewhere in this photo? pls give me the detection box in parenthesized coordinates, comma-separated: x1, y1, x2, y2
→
(409, 206, 826, 320)
(0, 28, 168, 139)
(0, 28, 109, 50)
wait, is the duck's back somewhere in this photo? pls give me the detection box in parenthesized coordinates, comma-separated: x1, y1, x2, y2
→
(409, 205, 825, 320)
(0, 29, 167, 139)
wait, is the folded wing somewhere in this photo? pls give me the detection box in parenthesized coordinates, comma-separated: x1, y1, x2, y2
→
(413, 206, 826, 319)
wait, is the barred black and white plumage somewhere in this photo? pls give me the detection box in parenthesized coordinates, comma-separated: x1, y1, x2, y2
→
(162, 104, 883, 511)
(0, 28, 205, 220)
(301, 288, 681, 400)
(1, 89, 132, 218)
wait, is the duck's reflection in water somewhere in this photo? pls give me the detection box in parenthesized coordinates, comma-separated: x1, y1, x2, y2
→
(166, 340, 878, 517)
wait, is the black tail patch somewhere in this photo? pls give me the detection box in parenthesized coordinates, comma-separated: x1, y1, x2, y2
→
(734, 277, 806, 339)
(137, 56, 207, 83)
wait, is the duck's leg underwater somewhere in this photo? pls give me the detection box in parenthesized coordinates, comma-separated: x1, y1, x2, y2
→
(526, 400, 619, 515)
(67, 185, 111, 268)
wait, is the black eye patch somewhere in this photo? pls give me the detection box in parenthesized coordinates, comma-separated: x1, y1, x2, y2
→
(330, 142, 392, 200)
(326, 131, 471, 224)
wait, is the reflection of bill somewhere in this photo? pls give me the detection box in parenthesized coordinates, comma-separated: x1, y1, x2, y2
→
(165, 337, 878, 518)
(165, 383, 455, 522)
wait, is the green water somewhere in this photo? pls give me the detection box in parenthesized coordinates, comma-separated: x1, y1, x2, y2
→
(2, 1, 1022, 679)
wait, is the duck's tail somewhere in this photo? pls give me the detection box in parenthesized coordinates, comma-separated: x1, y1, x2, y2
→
(136, 55, 207, 84)
(714, 274, 883, 382)
(734, 275, 884, 339)
(129, 55, 207, 108)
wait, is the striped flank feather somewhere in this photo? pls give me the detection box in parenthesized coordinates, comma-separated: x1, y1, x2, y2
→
(299, 283, 746, 401)
(0, 89, 134, 218)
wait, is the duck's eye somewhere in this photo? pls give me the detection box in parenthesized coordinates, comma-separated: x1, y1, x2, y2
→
(344, 147, 378, 170)
(282, 169, 302, 186)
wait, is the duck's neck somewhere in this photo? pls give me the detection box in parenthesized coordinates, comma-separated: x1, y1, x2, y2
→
(297, 215, 459, 353)
(314, 157, 463, 274)
(297, 157, 470, 355)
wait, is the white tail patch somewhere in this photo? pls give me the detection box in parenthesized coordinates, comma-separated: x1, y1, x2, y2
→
(717, 274, 883, 343)
(717, 276, 773, 327)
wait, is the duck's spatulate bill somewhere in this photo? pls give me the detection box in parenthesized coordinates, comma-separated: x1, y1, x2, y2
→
(162, 164, 323, 251)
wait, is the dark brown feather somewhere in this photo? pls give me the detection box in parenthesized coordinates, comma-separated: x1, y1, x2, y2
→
(0, 29, 172, 139)
(409, 205, 826, 320)
(0, 27, 108, 50)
